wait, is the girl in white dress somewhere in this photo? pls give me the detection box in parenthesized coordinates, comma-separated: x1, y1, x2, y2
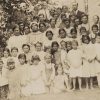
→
(95, 35, 100, 88)
(29, 55, 46, 95)
(2, 48, 10, 68)
(33, 42, 46, 61)
(82, 35, 96, 89)
(67, 40, 83, 90)
(44, 54, 55, 93)
(17, 53, 31, 97)
(6, 58, 21, 100)
(52, 65, 68, 93)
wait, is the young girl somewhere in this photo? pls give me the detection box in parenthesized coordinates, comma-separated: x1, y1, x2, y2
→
(52, 65, 68, 93)
(0, 60, 8, 100)
(22, 44, 32, 64)
(17, 53, 31, 97)
(10, 47, 19, 66)
(29, 55, 46, 95)
(82, 35, 96, 89)
(67, 40, 83, 90)
(2, 48, 10, 67)
(44, 54, 55, 93)
(33, 42, 45, 61)
(95, 34, 100, 88)
(7, 58, 21, 100)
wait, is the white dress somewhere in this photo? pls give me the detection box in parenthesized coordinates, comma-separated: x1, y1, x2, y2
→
(82, 43, 96, 77)
(95, 43, 100, 74)
(52, 75, 67, 93)
(67, 49, 83, 78)
(29, 63, 46, 95)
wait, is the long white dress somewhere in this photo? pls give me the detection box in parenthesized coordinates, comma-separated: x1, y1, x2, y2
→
(95, 43, 100, 74)
(82, 43, 96, 77)
(67, 49, 83, 78)
(29, 62, 46, 95)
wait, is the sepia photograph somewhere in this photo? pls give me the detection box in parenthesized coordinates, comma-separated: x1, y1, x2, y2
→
(0, 0, 100, 100)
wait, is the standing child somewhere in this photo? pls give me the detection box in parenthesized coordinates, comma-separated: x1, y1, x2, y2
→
(82, 35, 96, 89)
(67, 40, 83, 91)
(0, 60, 8, 100)
(95, 34, 100, 88)
(44, 54, 55, 93)
(7, 58, 21, 100)
(30, 55, 46, 95)
(52, 65, 68, 93)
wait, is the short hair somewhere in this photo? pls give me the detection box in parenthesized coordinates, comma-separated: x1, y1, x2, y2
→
(82, 35, 90, 43)
(34, 42, 43, 47)
(46, 30, 53, 37)
(11, 47, 18, 52)
(22, 44, 30, 50)
(70, 28, 77, 34)
(92, 25, 98, 30)
(3, 48, 10, 56)
(18, 53, 27, 62)
(31, 55, 41, 62)
(59, 28, 66, 34)
(51, 41, 59, 47)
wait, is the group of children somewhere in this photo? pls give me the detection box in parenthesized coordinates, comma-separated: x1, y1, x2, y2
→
(0, 0, 100, 100)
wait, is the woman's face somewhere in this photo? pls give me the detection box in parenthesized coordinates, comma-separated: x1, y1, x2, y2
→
(83, 37, 89, 44)
(72, 42, 78, 50)
(24, 26, 30, 35)
(67, 43, 72, 51)
(59, 30, 66, 38)
(60, 41, 66, 49)
(39, 24, 46, 32)
(82, 16, 88, 24)
(14, 28, 20, 36)
(92, 27, 98, 34)
(31, 24, 38, 32)
(93, 16, 99, 24)
(46, 32, 53, 40)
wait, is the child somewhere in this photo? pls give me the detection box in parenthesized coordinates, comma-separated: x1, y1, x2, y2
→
(44, 54, 55, 93)
(7, 58, 21, 100)
(22, 44, 32, 64)
(17, 53, 31, 97)
(2, 48, 10, 67)
(52, 65, 68, 93)
(33, 42, 45, 61)
(10, 47, 19, 66)
(0, 60, 8, 100)
(95, 34, 100, 88)
(82, 35, 96, 89)
(67, 40, 83, 90)
(29, 55, 46, 95)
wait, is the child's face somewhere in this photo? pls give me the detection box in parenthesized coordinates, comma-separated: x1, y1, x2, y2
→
(92, 27, 98, 34)
(23, 46, 30, 53)
(71, 32, 77, 38)
(19, 58, 25, 65)
(33, 60, 39, 65)
(0, 62, 3, 71)
(60, 41, 66, 49)
(46, 32, 53, 40)
(83, 38, 89, 44)
(31, 24, 38, 32)
(59, 30, 66, 38)
(11, 50, 18, 57)
(4, 51, 9, 58)
(14, 28, 20, 36)
(67, 43, 72, 51)
(8, 63, 15, 70)
(45, 57, 51, 63)
(52, 44, 59, 51)
(57, 67, 63, 75)
(35, 43, 42, 51)
(50, 20, 56, 28)
(72, 42, 78, 50)
(24, 27, 30, 35)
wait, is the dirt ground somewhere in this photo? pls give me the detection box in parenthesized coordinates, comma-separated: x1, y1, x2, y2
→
(20, 88, 100, 100)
